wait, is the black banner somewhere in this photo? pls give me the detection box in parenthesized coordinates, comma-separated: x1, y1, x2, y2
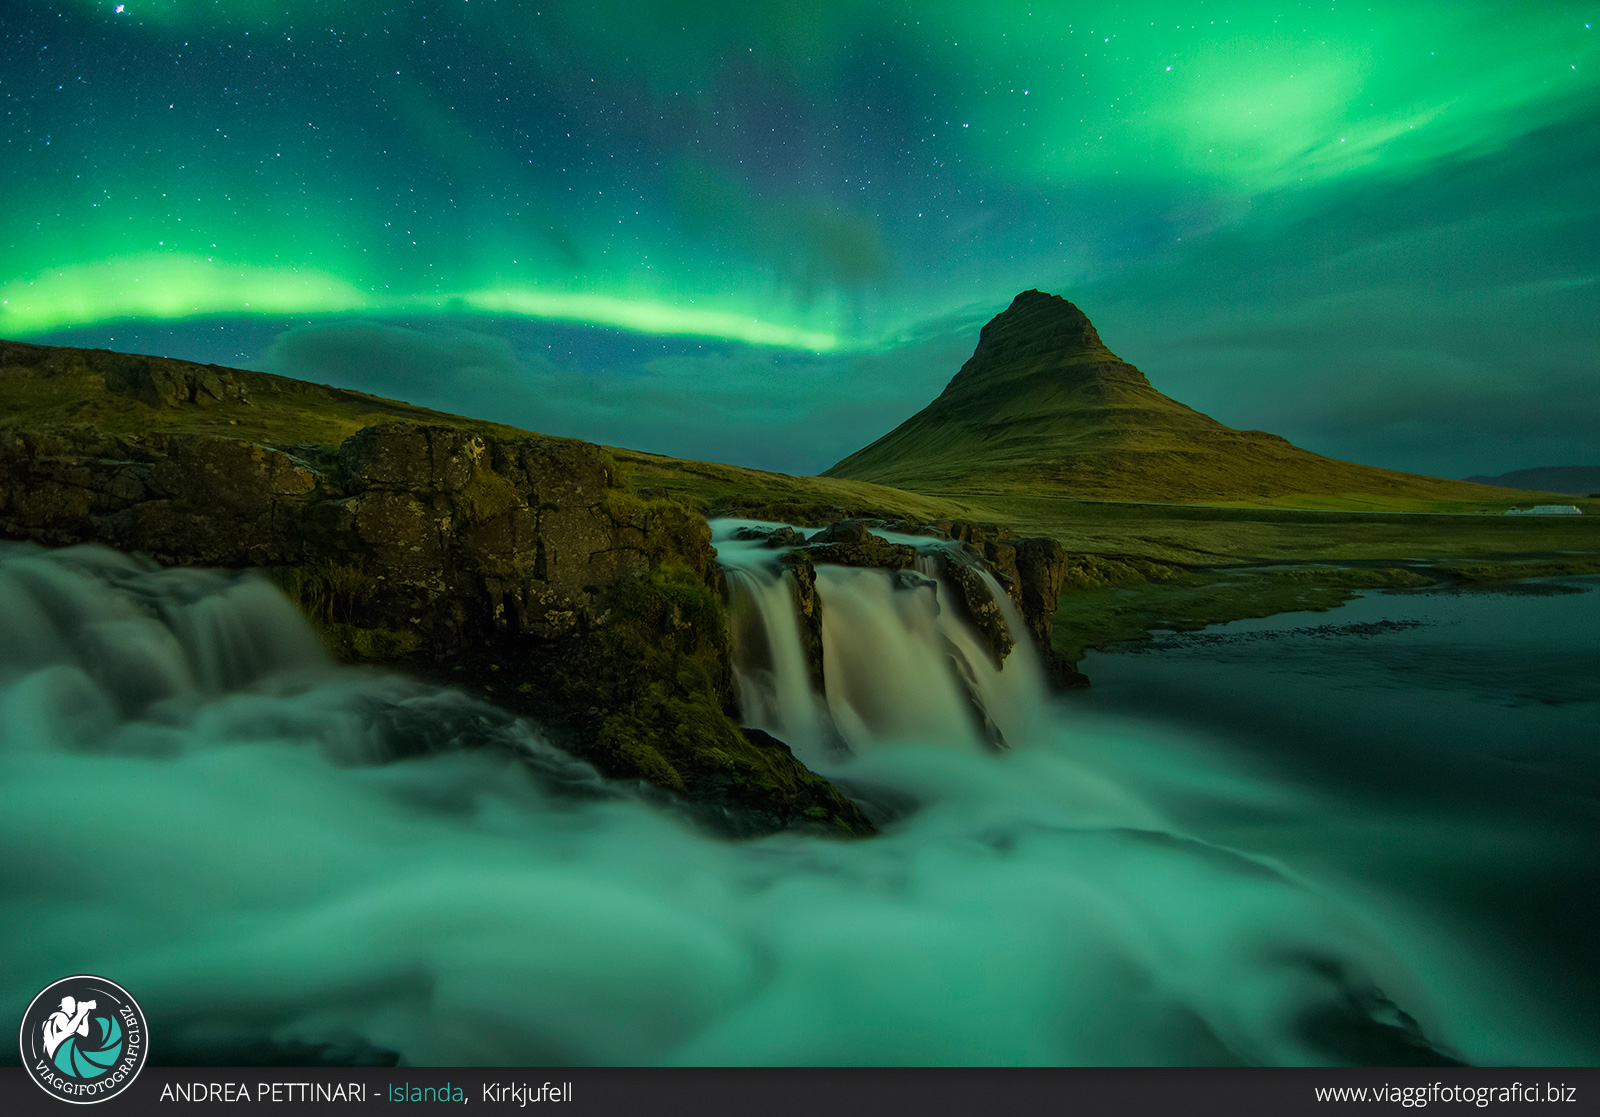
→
(1, 1066, 1596, 1117)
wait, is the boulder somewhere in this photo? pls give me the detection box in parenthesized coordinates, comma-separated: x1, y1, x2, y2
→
(731, 524, 807, 548)
(806, 518, 880, 545)
(802, 539, 919, 570)
(797, 522, 918, 570)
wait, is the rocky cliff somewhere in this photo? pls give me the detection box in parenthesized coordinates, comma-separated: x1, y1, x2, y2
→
(0, 340, 872, 836)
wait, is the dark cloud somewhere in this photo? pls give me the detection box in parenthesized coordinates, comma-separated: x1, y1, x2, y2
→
(262, 320, 971, 475)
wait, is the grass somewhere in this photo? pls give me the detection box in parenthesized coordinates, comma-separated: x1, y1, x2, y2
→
(611, 447, 974, 524)
(0, 340, 581, 450)
(1048, 556, 1600, 663)
(1050, 565, 1429, 662)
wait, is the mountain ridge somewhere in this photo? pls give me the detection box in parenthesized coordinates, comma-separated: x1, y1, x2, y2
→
(1463, 465, 1600, 495)
(826, 290, 1547, 511)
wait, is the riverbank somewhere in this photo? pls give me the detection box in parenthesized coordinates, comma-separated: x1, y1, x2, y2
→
(1047, 555, 1600, 664)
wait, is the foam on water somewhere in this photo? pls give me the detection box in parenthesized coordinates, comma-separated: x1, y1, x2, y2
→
(0, 540, 1584, 1066)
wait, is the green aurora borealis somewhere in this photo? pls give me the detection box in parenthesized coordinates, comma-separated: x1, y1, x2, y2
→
(3, 1, 1597, 476)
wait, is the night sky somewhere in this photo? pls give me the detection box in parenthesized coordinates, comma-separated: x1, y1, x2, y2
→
(3, 1, 1596, 478)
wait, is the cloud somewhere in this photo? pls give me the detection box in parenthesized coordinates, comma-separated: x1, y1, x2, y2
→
(262, 319, 972, 475)
(674, 159, 890, 306)
(263, 320, 528, 400)
(1068, 113, 1600, 478)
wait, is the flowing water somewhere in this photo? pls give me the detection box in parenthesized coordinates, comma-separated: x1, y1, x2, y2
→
(716, 521, 1046, 763)
(0, 531, 1594, 1066)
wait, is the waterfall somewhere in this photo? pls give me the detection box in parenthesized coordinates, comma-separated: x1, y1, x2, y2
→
(714, 520, 1048, 767)
(0, 540, 608, 788)
(0, 543, 327, 748)
(2, 537, 1568, 1065)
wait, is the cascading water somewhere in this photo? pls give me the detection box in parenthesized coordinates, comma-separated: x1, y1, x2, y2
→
(714, 520, 1047, 765)
(2, 538, 1593, 1066)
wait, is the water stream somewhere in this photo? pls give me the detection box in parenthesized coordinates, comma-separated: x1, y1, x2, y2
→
(0, 537, 1592, 1065)
(716, 520, 1045, 763)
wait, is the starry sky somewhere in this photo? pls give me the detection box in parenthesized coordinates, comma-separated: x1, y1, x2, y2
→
(3, 1, 1597, 478)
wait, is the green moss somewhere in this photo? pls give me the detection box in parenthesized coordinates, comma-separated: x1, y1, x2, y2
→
(539, 557, 869, 835)
(600, 487, 646, 525)
(270, 561, 419, 662)
(323, 623, 421, 661)
(456, 466, 522, 523)
(1059, 554, 1189, 591)
(639, 499, 714, 565)
(595, 448, 634, 490)
(598, 712, 688, 791)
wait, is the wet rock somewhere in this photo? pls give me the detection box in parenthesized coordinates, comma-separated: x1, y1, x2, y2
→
(731, 525, 806, 548)
(980, 535, 1070, 652)
(740, 727, 794, 755)
(932, 551, 1015, 667)
(892, 569, 938, 592)
(938, 635, 1011, 751)
(1043, 654, 1091, 689)
(798, 514, 1071, 676)
(779, 550, 827, 695)
(800, 522, 920, 570)
(807, 518, 880, 545)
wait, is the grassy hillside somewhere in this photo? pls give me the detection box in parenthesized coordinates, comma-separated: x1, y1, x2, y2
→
(6, 336, 1597, 673)
(6, 335, 1595, 562)
(0, 338, 556, 448)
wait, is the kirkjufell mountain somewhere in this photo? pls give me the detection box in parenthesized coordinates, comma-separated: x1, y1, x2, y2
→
(826, 290, 1535, 509)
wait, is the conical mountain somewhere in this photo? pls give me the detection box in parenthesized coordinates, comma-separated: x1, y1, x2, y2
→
(826, 290, 1528, 509)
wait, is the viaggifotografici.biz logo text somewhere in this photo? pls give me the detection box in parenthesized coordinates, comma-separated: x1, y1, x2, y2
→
(19, 976, 147, 1104)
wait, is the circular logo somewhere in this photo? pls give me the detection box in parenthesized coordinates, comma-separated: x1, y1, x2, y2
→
(18, 976, 147, 1105)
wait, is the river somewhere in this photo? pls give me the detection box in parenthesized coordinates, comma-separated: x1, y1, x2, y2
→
(0, 537, 1593, 1066)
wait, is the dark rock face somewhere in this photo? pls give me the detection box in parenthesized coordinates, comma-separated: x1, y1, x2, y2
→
(101, 350, 253, 409)
(1, 420, 640, 645)
(941, 289, 1132, 394)
(1, 427, 317, 565)
(1, 398, 872, 836)
(778, 550, 827, 695)
(790, 519, 920, 571)
(930, 552, 1014, 668)
(880, 517, 1073, 677)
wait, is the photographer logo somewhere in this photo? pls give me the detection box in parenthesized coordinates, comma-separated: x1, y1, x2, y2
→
(19, 976, 146, 1104)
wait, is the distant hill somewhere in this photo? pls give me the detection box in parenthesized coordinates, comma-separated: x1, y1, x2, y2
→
(825, 290, 1556, 511)
(1462, 466, 1600, 495)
